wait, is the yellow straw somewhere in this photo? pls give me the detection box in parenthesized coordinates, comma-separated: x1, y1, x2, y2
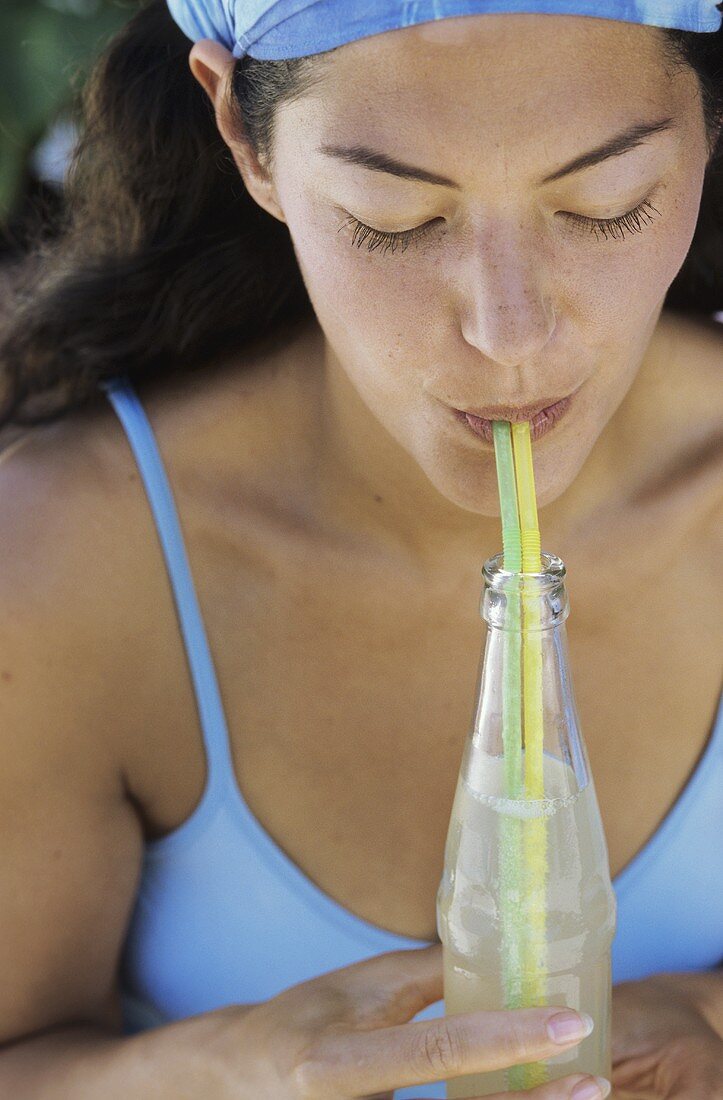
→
(511, 422, 548, 1087)
(511, 422, 542, 572)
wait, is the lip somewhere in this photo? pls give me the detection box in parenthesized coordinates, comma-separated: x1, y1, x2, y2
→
(450, 387, 579, 445)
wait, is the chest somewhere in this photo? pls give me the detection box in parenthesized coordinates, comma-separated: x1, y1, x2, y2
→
(124, 500, 722, 942)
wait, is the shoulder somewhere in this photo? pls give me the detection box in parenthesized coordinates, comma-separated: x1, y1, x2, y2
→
(0, 394, 152, 620)
(0, 403, 125, 613)
(0, 396, 163, 783)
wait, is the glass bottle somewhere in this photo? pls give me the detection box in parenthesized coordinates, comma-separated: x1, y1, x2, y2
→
(436, 551, 616, 1098)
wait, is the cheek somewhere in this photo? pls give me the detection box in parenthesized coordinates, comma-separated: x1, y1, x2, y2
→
(571, 172, 706, 319)
(648, 168, 707, 288)
(287, 202, 441, 343)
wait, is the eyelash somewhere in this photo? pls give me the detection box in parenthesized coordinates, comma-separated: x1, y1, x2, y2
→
(340, 196, 662, 256)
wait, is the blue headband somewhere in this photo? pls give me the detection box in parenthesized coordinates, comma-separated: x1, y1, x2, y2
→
(166, 0, 722, 58)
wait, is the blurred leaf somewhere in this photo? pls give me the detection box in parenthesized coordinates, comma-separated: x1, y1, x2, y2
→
(0, 0, 138, 220)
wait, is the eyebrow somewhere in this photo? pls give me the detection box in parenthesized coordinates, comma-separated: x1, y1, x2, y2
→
(317, 116, 677, 189)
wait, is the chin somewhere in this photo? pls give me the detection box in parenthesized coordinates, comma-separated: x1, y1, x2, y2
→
(433, 478, 510, 519)
(450, 464, 580, 519)
(536, 449, 592, 512)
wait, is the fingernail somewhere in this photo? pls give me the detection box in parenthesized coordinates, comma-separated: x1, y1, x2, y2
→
(571, 1076, 611, 1100)
(546, 1010, 594, 1044)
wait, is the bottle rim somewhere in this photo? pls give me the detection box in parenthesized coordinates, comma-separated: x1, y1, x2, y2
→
(482, 550, 566, 590)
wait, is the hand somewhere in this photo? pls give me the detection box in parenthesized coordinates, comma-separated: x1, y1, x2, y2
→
(610, 972, 723, 1097)
(177, 944, 610, 1098)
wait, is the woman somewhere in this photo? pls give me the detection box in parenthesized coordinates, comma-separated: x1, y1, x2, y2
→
(0, 0, 720, 1096)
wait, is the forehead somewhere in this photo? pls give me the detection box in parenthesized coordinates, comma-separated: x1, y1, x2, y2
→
(278, 14, 677, 155)
(317, 12, 668, 96)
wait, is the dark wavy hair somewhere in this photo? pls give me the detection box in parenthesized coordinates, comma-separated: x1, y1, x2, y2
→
(0, 0, 721, 429)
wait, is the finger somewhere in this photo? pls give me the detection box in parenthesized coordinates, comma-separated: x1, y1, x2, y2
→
(295, 1006, 594, 1096)
(323, 944, 444, 1024)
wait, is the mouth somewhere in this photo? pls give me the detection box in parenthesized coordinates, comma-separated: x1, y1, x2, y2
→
(449, 386, 580, 445)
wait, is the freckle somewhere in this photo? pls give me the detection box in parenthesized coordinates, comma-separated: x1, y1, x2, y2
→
(1, 670, 12, 682)
(51, 849, 62, 861)
(374, 494, 383, 503)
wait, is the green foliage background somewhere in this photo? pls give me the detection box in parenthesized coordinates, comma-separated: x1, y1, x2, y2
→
(0, 0, 140, 223)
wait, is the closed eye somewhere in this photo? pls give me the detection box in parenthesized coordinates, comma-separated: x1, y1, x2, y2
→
(338, 214, 441, 255)
(338, 193, 662, 256)
(564, 196, 662, 241)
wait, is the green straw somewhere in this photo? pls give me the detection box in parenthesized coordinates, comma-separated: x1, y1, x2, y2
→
(492, 420, 523, 795)
(492, 422, 524, 1021)
(492, 420, 522, 572)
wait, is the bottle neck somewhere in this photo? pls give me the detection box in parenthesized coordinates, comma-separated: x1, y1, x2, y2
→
(480, 551, 569, 631)
(468, 549, 590, 800)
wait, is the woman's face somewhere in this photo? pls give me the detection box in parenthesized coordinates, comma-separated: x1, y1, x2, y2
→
(260, 15, 710, 515)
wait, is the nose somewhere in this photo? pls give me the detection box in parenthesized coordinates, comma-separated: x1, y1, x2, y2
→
(458, 221, 557, 368)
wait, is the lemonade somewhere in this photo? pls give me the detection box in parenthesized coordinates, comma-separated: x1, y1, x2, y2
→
(437, 753, 615, 1098)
